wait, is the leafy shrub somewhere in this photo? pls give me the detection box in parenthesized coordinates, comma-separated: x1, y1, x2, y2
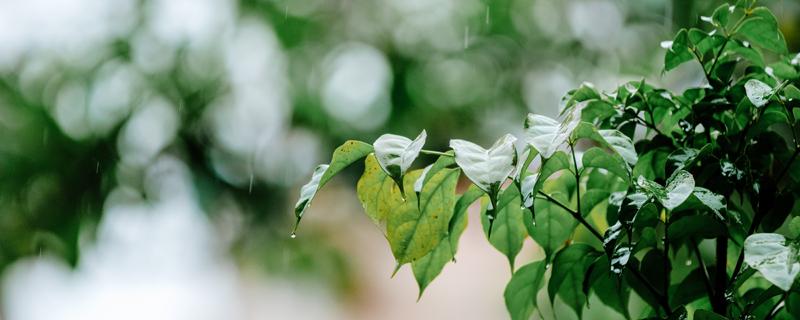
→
(293, 1, 800, 318)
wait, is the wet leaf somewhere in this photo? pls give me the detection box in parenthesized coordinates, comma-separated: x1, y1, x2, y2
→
(744, 233, 800, 291)
(523, 109, 582, 158)
(744, 79, 772, 107)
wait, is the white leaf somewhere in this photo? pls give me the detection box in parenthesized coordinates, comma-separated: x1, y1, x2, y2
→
(294, 164, 329, 218)
(599, 130, 638, 165)
(414, 165, 433, 193)
(662, 170, 695, 210)
(373, 130, 427, 177)
(520, 173, 539, 208)
(450, 134, 517, 193)
(744, 233, 800, 291)
(745, 79, 773, 107)
(523, 108, 582, 158)
(513, 146, 532, 180)
(693, 187, 726, 221)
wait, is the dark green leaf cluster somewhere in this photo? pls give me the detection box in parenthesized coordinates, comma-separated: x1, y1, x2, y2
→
(293, 1, 800, 318)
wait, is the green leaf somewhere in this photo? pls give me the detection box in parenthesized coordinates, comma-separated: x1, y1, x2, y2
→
(294, 164, 329, 229)
(526, 198, 577, 261)
(663, 29, 694, 71)
(504, 261, 547, 320)
(411, 233, 456, 298)
(583, 256, 630, 318)
(668, 214, 726, 241)
(633, 149, 669, 181)
(582, 147, 630, 184)
(294, 140, 374, 231)
(412, 185, 483, 297)
(725, 40, 765, 67)
(321, 140, 375, 187)
(481, 184, 527, 270)
(784, 84, 800, 100)
(531, 151, 572, 202)
(599, 129, 637, 165)
(744, 233, 800, 291)
(745, 79, 773, 107)
(548, 244, 601, 318)
(711, 4, 731, 27)
(662, 170, 695, 210)
(387, 166, 460, 264)
(450, 134, 516, 193)
(415, 151, 455, 193)
(736, 7, 788, 54)
(672, 266, 712, 307)
(374, 130, 427, 195)
(691, 187, 727, 221)
(449, 185, 484, 239)
(767, 61, 798, 79)
(357, 154, 404, 225)
(694, 310, 729, 320)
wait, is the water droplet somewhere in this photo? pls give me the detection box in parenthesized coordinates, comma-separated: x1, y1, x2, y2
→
(290, 232, 297, 239)
(685, 259, 692, 266)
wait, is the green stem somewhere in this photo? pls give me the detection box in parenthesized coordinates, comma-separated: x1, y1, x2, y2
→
(765, 293, 788, 320)
(691, 239, 715, 302)
(536, 192, 602, 241)
(421, 149, 453, 157)
(536, 190, 673, 315)
(663, 218, 671, 304)
(570, 143, 582, 217)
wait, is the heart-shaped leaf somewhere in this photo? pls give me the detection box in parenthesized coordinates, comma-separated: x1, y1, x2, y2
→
(744, 233, 800, 291)
(450, 134, 517, 193)
(737, 7, 788, 54)
(745, 79, 772, 108)
(634, 170, 695, 211)
(523, 110, 581, 158)
(374, 130, 427, 193)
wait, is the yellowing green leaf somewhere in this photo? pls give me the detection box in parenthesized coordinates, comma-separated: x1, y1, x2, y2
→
(387, 165, 460, 264)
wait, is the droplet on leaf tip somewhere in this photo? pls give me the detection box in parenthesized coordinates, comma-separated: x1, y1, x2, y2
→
(290, 232, 297, 239)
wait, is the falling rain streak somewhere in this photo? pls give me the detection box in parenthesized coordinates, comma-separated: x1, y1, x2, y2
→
(464, 26, 469, 49)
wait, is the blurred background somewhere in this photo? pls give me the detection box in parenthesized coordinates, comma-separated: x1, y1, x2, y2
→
(0, 0, 798, 319)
